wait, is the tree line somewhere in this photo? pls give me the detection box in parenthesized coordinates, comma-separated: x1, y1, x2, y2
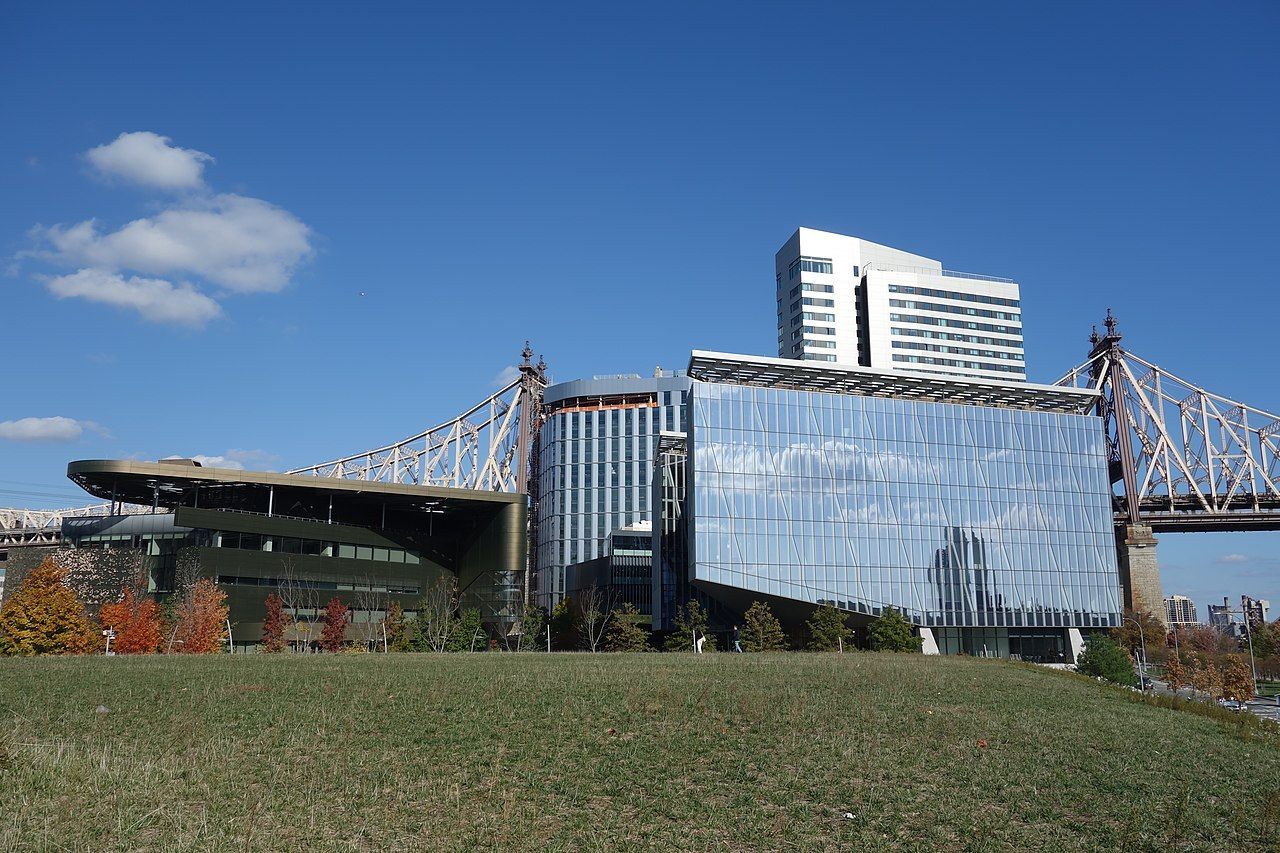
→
(1076, 607, 1268, 702)
(0, 558, 230, 656)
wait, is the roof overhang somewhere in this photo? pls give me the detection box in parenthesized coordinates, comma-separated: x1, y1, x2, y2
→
(67, 459, 521, 507)
(687, 351, 1099, 415)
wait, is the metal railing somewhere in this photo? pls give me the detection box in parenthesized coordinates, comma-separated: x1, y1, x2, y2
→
(863, 263, 1016, 285)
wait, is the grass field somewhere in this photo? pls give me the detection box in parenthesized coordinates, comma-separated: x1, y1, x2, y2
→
(2, 653, 1279, 852)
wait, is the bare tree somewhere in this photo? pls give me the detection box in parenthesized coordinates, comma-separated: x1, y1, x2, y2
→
(352, 572, 389, 652)
(417, 576, 460, 653)
(578, 584, 613, 653)
(166, 550, 204, 654)
(277, 557, 318, 653)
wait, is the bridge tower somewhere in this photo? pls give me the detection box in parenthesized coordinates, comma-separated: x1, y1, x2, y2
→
(1087, 311, 1165, 625)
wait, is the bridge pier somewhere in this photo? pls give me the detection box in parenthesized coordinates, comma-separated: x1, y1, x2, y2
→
(1116, 523, 1166, 626)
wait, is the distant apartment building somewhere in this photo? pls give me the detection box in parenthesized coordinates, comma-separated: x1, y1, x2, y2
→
(775, 228, 1026, 382)
(1242, 595, 1271, 627)
(1208, 598, 1240, 637)
(1164, 594, 1198, 627)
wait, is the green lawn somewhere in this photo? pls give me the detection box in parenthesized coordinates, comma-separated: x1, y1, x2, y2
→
(2, 653, 1278, 852)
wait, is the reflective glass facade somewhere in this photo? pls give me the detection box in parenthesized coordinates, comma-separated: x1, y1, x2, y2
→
(690, 381, 1121, 630)
(535, 374, 691, 603)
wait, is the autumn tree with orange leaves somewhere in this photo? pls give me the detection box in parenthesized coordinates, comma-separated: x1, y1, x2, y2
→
(0, 559, 101, 656)
(99, 587, 163, 654)
(260, 591, 290, 653)
(173, 578, 228, 654)
(320, 597, 349, 652)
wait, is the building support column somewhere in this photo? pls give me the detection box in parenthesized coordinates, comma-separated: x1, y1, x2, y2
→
(919, 626, 939, 655)
(1116, 523, 1165, 625)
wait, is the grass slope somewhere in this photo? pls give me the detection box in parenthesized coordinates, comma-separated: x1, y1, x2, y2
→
(2, 653, 1278, 852)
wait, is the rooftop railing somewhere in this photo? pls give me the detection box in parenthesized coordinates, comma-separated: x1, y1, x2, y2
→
(864, 263, 1016, 285)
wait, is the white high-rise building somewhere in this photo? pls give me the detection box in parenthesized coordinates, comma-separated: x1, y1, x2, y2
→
(1165, 594, 1199, 626)
(775, 228, 1026, 382)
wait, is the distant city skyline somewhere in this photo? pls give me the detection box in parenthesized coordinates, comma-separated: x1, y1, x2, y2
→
(2, 2, 1277, 610)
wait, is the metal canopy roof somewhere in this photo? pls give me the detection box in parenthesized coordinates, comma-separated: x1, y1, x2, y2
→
(686, 351, 1099, 415)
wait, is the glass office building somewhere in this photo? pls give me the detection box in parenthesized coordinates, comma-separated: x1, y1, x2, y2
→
(535, 372, 691, 605)
(676, 352, 1122, 659)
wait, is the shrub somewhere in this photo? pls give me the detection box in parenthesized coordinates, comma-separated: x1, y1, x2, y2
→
(1076, 634, 1137, 687)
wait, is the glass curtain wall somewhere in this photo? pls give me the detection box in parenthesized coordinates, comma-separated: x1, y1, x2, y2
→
(536, 380, 690, 604)
(689, 381, 1121, 630)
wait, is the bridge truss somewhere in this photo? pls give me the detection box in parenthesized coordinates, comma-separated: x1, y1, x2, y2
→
(1057, 312, 1280, 532)
(0, 503, 152, 547)
(286, 344, 548, 492)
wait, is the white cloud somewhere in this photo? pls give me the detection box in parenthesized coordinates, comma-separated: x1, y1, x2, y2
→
(492, 365, 521, 388)
(33, 193, 311, 294)
(20, 132, 314, 327)
(0, 416, 105, 442)
(165, 449, 279, 471)
(1216, 553, 1250, 564)
(47, 269, 222, 327)
(189, 455, 245, 470)
(86, 131, 213, 190)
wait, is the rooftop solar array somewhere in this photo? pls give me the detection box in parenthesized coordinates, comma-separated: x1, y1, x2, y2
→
(686, 351, 1099, 415)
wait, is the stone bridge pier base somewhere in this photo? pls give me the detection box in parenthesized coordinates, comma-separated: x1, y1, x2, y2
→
(1116, 523, 1166, 626)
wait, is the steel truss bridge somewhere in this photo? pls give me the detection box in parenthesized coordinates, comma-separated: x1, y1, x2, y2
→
(5, 320, 1280, 545)
(1056, 312, 1280, 533)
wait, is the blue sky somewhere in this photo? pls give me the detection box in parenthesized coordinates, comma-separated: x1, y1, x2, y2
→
(2, 2, 1277, 615)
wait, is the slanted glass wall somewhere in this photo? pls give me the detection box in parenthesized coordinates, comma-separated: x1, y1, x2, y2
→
(690, 381, 1121, 631)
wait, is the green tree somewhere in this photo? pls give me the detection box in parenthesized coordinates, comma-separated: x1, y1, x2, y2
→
(517, 604, 547, 652)
(1075, 634, 1137, 687)
(805, 605, 851, 652)
(664, 600, 715, 652)
(0, 559, 101, 656)
(383, 602, 412, 652)
(868, 607, 922, 652)
(1249, 619, 1280, 659)
(741, 601, 787, 651)
(550, 596, 579, 651)
(603, 602, 652, 652)
(447, 608, 486, 652)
